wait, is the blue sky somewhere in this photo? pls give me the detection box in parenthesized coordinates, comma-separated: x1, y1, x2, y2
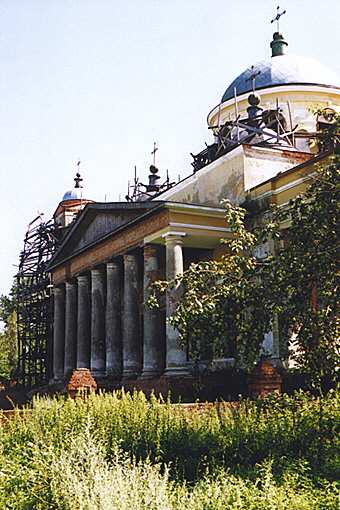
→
(0, 0, 339, 295)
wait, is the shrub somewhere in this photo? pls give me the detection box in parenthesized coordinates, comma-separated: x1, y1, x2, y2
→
(0, 389, 338, 508)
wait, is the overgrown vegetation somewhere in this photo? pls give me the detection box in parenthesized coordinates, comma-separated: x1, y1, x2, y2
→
(0, 285, 17, 381)
(264, 153, 339, 389)
(149, 126, 340, 389)
(0, 390, 339, 508)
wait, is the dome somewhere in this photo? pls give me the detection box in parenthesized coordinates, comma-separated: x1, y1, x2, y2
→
(62, 188, 83, 201)
(61, 171, 88, 202)
(222, 54, 340, 103)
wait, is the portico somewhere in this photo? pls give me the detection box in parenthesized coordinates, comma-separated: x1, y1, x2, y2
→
(48, 201, 230, 387)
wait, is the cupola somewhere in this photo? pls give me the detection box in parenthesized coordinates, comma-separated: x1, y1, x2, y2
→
(54, 169, 94, 230)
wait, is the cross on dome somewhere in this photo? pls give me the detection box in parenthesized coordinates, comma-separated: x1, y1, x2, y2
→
(151, 142, 158, 166)
(246, 65, 261, 94)
(74, 172, 83, 189)
(61, 162, 86, 201)
(271, 5, 286, 32)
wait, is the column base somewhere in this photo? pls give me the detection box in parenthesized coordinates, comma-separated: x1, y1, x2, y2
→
(48, 378, 66, 394)
(106, 369, 123, 380)
(268, 356, 282, 368)
(53, 374, 65, 384)
(63, 369, 75, 380)
(122, 370, 140, 381)
(77, 363, 91, 370)
(91, 370, 107, 380)
(163, 366, 190, 377)
(139, 369, 162, 380)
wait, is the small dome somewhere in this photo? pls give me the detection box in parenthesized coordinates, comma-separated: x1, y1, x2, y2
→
(222, 54, 340, 103)
(62, 188, 83, 201)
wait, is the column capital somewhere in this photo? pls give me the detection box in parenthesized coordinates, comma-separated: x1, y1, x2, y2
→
(77, 274, 89, 284)
(123, 252, 138, 261)
(53, 285, 64, 296)
(162, 232, 186, 245)
(91, 267, 104, 277)
(65, 279, 77, 289)
(143, 243, 160, 258)
(107, 259, 121, 271)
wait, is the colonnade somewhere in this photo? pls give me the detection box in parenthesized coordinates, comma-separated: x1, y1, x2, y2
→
(52, 235, 188, 382)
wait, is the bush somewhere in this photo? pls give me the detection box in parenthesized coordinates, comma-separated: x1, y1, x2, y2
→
(0, 389, 338, 508)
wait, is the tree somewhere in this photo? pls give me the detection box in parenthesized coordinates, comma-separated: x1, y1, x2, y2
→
(149, 201, 274, 369)
(0, 284, 18, 381)
(149, 112, 340, 386)
(265, 153, 339, 388)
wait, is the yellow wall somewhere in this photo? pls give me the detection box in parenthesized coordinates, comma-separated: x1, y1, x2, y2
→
(159, 145, 310, 207)
(248, 153, 329, 207)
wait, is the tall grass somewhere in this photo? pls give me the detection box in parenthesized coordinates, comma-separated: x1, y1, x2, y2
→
(0, 389, 339, 509)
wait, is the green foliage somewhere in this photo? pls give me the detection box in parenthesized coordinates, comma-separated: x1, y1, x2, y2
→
(149, 145, 340, 385)
(149, 201, 273, 368)
(263, 154, 340, 388)
(0, 311, 17, 380)
(0, 284, 18, 381)
(0, 390, 339, 508)
(316, 107, 340, 152)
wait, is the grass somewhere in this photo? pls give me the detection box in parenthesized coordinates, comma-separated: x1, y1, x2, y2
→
(0, 389, 339, 509)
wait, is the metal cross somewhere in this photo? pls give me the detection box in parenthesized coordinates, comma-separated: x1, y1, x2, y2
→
(246, 65, 261, 94)
(271, 5, 286, 32)
(151, 142, 158, 166)
(74, 161, 83, 188)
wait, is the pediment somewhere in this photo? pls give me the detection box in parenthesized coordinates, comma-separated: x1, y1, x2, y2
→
(71, 211, 136, 252)
(49, 202, 162, 269)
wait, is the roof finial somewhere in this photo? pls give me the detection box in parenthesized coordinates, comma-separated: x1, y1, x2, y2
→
(271, 5, 286, 33)
(151, 142, 158, 166)
(245, 65, 262, 119)
(270, 7, 288, 58)
(74, 161, 83, 189)
(147, 163, 160, 192)
(246, 65, 261, 94)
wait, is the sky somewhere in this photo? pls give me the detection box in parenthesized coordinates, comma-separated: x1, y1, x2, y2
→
(0, 0, 339, 295)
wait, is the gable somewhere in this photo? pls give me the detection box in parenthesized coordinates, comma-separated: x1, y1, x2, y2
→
(71, 210, 139, 253)
(49, 202, 163, 269)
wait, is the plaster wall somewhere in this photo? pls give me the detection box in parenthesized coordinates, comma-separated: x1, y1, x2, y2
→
(159, 146, 310, 207)
(248, 153, 327, 206)
(243, 147, 310, 192)
(163, 151, 244, 206)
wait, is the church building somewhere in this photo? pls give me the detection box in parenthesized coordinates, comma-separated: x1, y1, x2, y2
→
(46, 28, 340, 396)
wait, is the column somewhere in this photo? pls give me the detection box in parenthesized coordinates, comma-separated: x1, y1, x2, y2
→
(259, 238, 281, 365)
(162, 233, 188, 375)
(53, 285, 65, 381)
(141, 244, 164, 378)
(77, 274, 91, 369)
(106, 260, 122, 378)
(91, 268, 106, 377)
(122, 253, 141, 379)
(64, 280, 77, 376)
